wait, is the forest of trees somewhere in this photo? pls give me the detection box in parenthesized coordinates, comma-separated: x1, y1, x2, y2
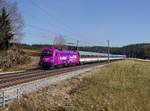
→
(122, 43, 150, 59)
(78, 43, 150, 59)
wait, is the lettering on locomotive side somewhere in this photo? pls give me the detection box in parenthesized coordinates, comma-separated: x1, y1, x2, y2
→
(60, 56, 67, 60)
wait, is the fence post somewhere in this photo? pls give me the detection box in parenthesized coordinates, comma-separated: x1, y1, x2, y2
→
(17, 88, 19, 101)
(2, 91, 5, 108)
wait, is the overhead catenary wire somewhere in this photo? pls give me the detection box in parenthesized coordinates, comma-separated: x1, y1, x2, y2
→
(27, 24, 85, 46)
(27, 24, 104, 47)
(26, 0, 100, 47)
(27, 24, 57, 35)
(26, 0, 81, 44)
(29, 0, 75, 34)
(29, 0, 98, 46)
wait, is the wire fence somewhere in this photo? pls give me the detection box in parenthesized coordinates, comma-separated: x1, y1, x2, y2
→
(0, 91, 5, 107)
(0, 88, 20, 108)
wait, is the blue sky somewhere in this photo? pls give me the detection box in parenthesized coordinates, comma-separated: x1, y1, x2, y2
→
(9, 0, 150, 46)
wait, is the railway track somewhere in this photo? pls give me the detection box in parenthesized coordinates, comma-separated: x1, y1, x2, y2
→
(0, 62, 106, 89)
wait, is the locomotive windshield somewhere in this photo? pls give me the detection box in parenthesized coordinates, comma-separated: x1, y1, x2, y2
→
(41, 50, 53, 57)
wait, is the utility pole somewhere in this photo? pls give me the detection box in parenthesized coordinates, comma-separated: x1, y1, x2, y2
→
(123, 47, 126, 60)
(107, 40, 110, 64)
(76, 40, 79, 50)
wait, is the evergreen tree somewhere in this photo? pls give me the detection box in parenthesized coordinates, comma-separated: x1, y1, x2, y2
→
(0, 7, 14, 50)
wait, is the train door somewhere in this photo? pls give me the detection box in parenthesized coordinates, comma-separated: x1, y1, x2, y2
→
(53, 50, 59, 66)
(78, 52, 80, 61)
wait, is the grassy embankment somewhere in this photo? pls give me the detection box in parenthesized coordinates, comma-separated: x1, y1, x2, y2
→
(1, 60, 150, 111)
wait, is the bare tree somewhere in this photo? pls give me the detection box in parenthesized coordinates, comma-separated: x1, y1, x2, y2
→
(0, 0, 4, 7)
(0, 0, 24, 43)
(53, 35, 67, 49)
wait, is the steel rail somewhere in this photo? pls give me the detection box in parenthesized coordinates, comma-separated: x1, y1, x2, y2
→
(0, 62, 102, 89)
(0, 68, 41, 77)
(0, 62, 97, 80)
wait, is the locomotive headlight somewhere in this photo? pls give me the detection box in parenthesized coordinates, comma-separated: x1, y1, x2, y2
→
(44, 58, 50, 62)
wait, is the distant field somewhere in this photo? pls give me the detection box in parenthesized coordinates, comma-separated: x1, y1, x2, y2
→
(23, 49, 41, 56)
(2, 60, 150, 111)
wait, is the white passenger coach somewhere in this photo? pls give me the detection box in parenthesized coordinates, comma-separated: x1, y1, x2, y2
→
(79, 51, 126, 63)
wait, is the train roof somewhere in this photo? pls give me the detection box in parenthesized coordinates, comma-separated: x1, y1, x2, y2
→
(79, 51, 125, 57)
(42, 48, 78, 54)
(42, 48, 125, 57)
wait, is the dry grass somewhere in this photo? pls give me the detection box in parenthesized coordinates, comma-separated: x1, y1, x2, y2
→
(0, 56, 39, 72)
(12, 56, 39, 70)
(0, 49, 31, 68)
(2, 60, 150, 111)
(70, 60, 150, 111)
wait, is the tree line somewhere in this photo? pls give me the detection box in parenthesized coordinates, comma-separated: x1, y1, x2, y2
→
(16, 43, 150, 59)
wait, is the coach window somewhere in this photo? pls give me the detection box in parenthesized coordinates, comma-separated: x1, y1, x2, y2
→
(78, 52, 80, 57)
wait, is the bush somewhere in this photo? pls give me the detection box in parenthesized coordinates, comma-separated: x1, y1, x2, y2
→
(0, 48, 31, 69)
